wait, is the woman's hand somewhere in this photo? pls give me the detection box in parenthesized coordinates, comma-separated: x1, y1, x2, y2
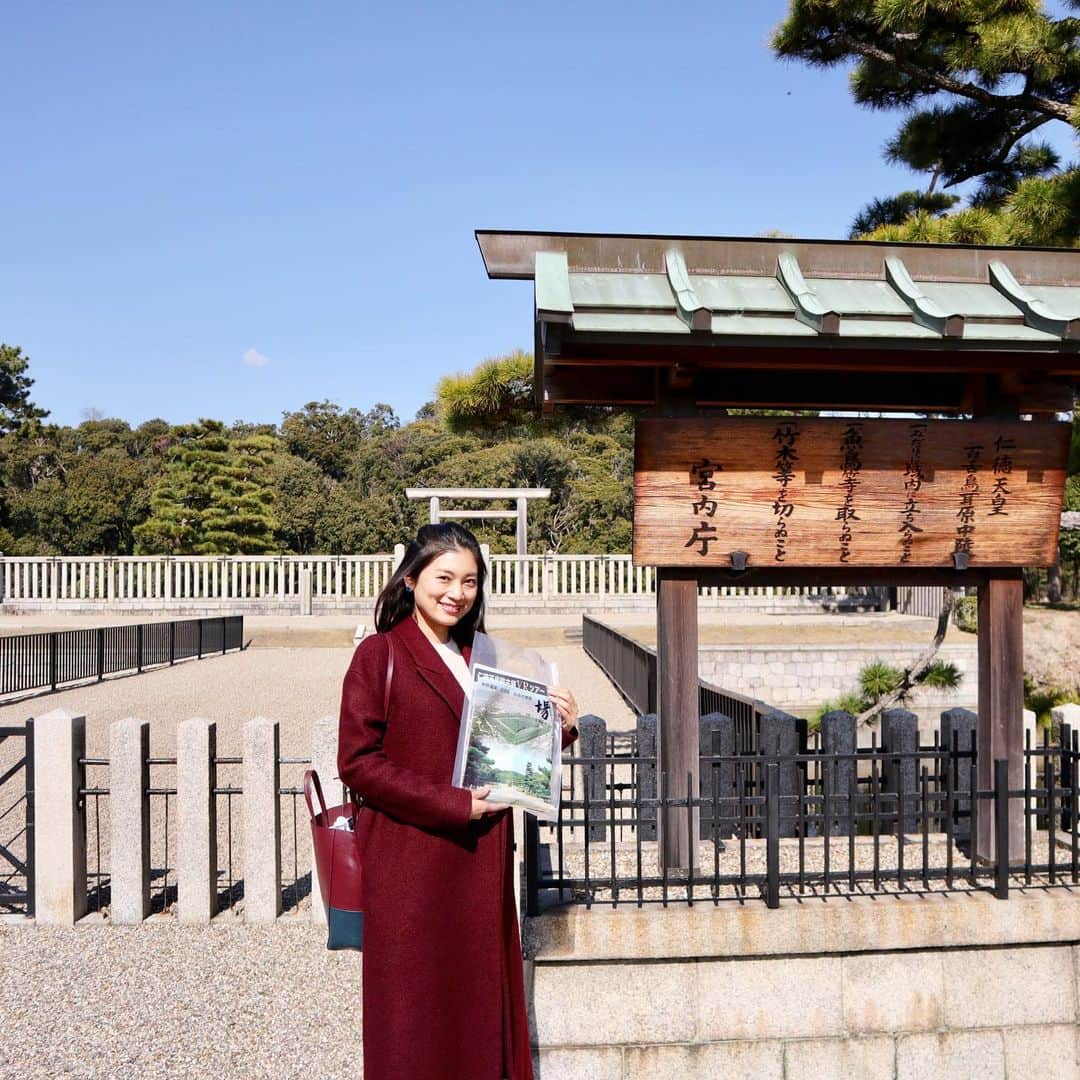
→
(549, 686, 579, 733)
(469, 786, 510, 820)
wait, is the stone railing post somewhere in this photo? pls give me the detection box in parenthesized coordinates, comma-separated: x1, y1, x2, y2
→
(940, 707, 977, 843)
(883, 708, 919, 835)
(33, 709, 87, 925)
(699, 712, 735, 840)
(177, 718, 218, 924)
(577, 715, 608, 843)
(298, 568, 313, 616)
(109, 718, 150, 924)
(309, 715, 340, 926)
(480, 543, 491, 602)
(0, 550, 6, 604)
(820, 710, 856, 835)
(243, 718, 281, 923)
(758, 708, 805, 838)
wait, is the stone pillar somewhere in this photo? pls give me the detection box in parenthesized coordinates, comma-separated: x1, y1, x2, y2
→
(577, 714, 607, 843)
(298, 569, 313, 616)
(1053, 703, 1080, 831)
(635, 713, 657, 842)
(392, 543, 406, 572)
(940, 707, 977, 847)
(820, 711, 856, 836)
(883, 708, 919, 835)
(699, 713, 734, 840)
(33, 709, 87, 926)
(758, 709, 804, 838)
(177, 718, 217, 924)
(243, 718, 281, 924)
(309, 714, 339, 926)
(109, 718, 150, 924)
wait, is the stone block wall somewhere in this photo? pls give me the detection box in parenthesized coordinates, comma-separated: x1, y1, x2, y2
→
(698, 641, 978, 724)
(527, 894, 1080, 1079)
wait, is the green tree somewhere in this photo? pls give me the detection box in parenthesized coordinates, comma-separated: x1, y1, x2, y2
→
(436, 350, 535, 433)
(0, 344, 48, 434)
(774, 1, 1080, 243)
(281, 400, 399, 481)
(134, 420, 278, 554)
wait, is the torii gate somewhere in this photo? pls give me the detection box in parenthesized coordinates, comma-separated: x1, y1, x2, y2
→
(479, 229, 1080, 871)
(405, 487, 551, 555)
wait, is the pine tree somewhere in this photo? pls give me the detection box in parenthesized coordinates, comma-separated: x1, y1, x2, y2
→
(773, 1, 1080, 244)
(134, 420, 278, 554)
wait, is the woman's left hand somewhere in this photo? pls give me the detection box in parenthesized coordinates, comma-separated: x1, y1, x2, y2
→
(549, 686, 579, 733)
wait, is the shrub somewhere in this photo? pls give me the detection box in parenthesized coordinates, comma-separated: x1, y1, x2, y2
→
(954, 595, 977, 634)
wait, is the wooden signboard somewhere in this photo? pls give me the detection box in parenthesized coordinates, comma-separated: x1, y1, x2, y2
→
(634, 418, 1070, 570)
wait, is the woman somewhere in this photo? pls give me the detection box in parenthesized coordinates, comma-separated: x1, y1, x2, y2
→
(338, 523, 578, 1080)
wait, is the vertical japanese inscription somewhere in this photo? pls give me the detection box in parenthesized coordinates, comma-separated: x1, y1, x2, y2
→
(899, 422, 928, 563)
(835, 423, 863, 563)
(954, 443, 983, 558)
(771, 424, 799, 562)
(684, 457, 721, 556)
(989, 434, 1016, 516)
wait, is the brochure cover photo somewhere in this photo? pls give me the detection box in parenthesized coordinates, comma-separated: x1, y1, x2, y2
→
(454, 663, 562, 819)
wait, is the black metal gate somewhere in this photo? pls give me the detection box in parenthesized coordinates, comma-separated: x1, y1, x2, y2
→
(0, 720, 34, 916)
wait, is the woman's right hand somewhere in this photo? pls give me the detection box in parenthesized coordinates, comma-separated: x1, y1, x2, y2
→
(469, 786, 510, 819)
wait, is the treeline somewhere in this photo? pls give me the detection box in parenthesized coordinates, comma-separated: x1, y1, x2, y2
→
(0, 349, 634, 556)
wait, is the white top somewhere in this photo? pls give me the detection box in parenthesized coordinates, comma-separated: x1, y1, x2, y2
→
(432, 637, 472, 695)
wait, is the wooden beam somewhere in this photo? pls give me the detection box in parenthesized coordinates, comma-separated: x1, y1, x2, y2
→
(976, 573, 1025, 863)
(656, 568, 700, 873)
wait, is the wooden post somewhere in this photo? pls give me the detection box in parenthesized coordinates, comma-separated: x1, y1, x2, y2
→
(656, 568, 699, 872)
(976, 572, 1024, 862)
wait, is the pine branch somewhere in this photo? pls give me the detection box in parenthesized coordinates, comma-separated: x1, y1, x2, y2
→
(855, 588, 957, 726)
(838, 34, 1073, 122)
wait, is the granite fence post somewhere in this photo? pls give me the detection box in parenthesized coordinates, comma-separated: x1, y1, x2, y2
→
(177, 718, 218, 924)
(109, 717, 150, 924)
(758, 709, 804, 837)
(577, 715, 607, 843)
(309, 714, 339, 927)
(243, 717, 281, 924)
(298, 569, 313, 616)
(635, 713, 657, 842)
(699, 713, 734, 840)
(33, 709, 87, 926)
(1053, 704, 1080, 832)
(940, 707, 977, 846)
(820, 710, 856, 836)
(1023, 708, 1039, 828)
(883, 708, 919, 835)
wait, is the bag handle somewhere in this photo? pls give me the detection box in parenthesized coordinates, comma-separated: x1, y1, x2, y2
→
(303, 769, 327, 821)
(383, 636, 395, 716)
(308, 636, 394, 823)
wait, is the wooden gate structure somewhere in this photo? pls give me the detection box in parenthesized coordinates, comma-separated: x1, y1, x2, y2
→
(479, 231, 1080, 870)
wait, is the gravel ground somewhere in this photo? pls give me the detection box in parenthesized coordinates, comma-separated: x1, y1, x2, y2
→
(0, 920, 363, 1079)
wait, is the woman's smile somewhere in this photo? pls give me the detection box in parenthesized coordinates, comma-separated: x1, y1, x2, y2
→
(406, 549, 479, 643)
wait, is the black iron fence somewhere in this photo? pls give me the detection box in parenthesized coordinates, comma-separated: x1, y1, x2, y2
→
(582, 614, 769, 752)
(0, 616, 244, 697)
(525, 725, 1080, 913)
(0, 721, 34, 915)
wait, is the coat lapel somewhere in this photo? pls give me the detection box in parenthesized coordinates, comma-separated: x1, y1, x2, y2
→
(392, 617, 469, 722)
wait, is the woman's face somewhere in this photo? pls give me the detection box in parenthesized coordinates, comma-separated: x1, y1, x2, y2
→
(406, 548, 479, 642)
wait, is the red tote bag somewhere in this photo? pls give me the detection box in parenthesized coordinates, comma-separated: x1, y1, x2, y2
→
(305, 769, 365, 950)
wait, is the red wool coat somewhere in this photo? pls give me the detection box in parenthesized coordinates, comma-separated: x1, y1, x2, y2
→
(339, 617, 570, 1080)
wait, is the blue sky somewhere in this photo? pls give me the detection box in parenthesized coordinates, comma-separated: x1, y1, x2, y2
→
(4, 3, 1076, 429)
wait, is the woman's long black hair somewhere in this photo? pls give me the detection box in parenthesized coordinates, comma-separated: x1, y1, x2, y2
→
(374, 522, 487, 643)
